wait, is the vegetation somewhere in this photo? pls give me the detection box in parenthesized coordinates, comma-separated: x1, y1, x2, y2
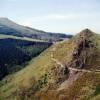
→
(0, 38, 52, 80)
(0, 29, 100, 100)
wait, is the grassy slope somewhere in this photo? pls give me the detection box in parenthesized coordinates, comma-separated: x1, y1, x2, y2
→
(35, 32, 100, 100)
(0, 39, 73, 99)
(0, 30, 100, 100)
(37, 72, 100, 100)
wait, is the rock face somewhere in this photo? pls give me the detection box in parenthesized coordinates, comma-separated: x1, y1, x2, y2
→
(50, 65, 69, 84)
(68, 29, 95, 69)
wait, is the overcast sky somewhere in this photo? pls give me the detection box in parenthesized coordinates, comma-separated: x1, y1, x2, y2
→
(0, 0, 100, 34)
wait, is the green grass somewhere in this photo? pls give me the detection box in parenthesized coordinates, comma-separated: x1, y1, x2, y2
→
(0, 40, 69, 99)
(93, 87, 100, 96)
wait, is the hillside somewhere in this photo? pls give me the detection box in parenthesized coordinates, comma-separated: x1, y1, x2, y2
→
(0, 18, 72, 42)
(0, 37, 52, 80)
(0, 29, 100, 100)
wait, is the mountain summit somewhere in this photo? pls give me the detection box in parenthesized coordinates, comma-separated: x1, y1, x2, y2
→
(81, 28, 93, 33)
(79, 28, 94, 36)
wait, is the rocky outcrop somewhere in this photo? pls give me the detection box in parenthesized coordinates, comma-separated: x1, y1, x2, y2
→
(67, 29, 95, 69)
(50, 65, 69, 84)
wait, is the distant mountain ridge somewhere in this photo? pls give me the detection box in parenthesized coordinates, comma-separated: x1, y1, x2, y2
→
(0, 18, 72, 41)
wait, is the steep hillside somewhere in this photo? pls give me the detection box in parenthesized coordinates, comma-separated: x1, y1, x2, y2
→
(0, 29, 100, 100)
(0, 37, 52, 80)
(0, 18, 72, 41)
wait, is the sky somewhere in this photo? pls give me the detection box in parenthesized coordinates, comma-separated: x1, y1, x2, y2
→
(0, 0, 100, 34)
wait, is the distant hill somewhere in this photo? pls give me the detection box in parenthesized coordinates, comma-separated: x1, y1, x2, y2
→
(0, 18, 72, 42)
(0, 29, 100, 100)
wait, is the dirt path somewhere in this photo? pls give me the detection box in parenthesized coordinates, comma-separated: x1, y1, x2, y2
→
(57, 72, 82, 90)
(51, 56, 100, 73)
(50, 49, 100, 90)
(51, 53, 100, 90)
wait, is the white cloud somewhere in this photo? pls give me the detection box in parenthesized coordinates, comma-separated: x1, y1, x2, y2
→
(15, 13, 100, 34)
(17, 14, 83, 26)
(26, 14, 81, 22)
(7, 0, 16, 1)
